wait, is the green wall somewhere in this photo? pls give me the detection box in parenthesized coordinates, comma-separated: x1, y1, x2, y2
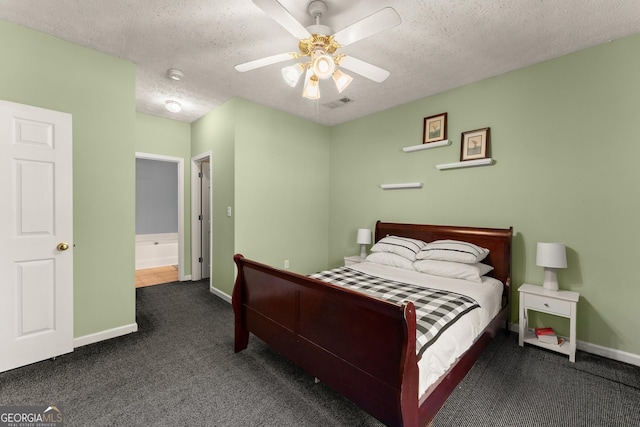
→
(0, 20, 137, 337)
(4, 17, 638, 360)
(329, 35, 640, 355)
(192, 98, 331, 297)
(135, 113, 192, 275)
(234, 99, 331, 276)
(191, 99, 237, 296)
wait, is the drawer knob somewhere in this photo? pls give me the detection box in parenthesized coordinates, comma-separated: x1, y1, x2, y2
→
(544, 303, 549, 307)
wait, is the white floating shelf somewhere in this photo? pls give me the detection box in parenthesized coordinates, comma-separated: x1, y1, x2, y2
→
(436, 158, 493, 170)
(403, 140, 451, 152)
(380, 182, 423, 190)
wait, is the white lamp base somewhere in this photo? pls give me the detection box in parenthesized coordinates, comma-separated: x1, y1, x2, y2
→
(359, 245, 367, 259)
(542, 268, 559, 291)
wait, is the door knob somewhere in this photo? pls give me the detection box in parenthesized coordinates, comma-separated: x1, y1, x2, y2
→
(57, 242, 70, 251)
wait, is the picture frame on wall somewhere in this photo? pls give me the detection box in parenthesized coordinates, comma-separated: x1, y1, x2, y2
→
(423, 113, 447, 144)
(460, 127, 490, 161)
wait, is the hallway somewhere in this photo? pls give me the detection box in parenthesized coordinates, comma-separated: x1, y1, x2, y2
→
(135, 265, 178, 288)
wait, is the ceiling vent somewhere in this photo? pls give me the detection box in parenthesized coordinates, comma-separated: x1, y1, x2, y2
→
(322, 97, 353, 109)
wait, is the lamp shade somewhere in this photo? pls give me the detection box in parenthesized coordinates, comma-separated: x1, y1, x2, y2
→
(356, 228, 371, 259)
(302, 74, 320, 100)
(536, 243, 567, 268)
(332, 69, 353, 93)
(281, 63, 304, 87)
(356, 229, 371, 245)
(312, 53, 335, 79)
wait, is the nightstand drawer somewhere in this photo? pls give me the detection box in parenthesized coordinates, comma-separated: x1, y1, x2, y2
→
(525, 294, 571, 316)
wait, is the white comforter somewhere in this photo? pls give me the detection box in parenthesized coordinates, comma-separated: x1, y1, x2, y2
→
(347, 261, 503, 397)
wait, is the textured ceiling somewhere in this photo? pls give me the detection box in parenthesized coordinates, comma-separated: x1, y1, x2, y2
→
(2, 0, 640, 126)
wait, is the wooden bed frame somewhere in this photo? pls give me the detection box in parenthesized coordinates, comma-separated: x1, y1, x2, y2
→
(232, 221, 512, 426)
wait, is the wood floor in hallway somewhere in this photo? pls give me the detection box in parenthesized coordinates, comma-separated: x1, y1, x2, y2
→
(135, 265, 178, 288)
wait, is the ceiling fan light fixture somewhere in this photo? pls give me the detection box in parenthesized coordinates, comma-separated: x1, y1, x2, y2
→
(281, 63, 304, 87)
(312, 53, 335, 79)
(302, 75, 320, 100)
(165, 100, 182, 113)
(235, 1, 401, 104)
(332, 69, 353, 93)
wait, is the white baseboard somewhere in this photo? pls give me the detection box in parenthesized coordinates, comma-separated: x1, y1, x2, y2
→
(74, 323, 138, 348)
(181, 274, 191, 281)
(577, 340, 640, 367)
(209, 286, 231, 304)
(510, 323, 640, 367)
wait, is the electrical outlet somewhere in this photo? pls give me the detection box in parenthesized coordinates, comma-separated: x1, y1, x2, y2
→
(284, 260, 290, 269)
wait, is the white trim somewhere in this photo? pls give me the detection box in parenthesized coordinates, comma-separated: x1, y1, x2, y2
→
(577, 340, 640, 367)
(436, 158, 493, 170)
(191, 152, 212, 282)
(135, 152, 186, 281)
(511, 323, 640, 367)
(74, 323, 138, 348)
(379, 182, 423, 190)
(209, 286, 231, 304)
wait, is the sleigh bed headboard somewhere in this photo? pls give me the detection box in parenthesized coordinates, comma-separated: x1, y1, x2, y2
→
(374, 221, 513, 304)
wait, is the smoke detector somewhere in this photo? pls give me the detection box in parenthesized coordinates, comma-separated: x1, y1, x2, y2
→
(167, 68, 184, 81)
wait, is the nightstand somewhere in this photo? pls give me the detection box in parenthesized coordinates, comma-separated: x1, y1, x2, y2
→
(518, 283, 579, 362)
(344, 255, 366, 266)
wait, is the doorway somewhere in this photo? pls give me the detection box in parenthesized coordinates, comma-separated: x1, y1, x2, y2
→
(191, 153, 211, 281)
(135, 153, 185, 286)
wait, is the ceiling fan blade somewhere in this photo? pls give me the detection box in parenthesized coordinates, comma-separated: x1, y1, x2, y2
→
(339, 56, 390, 83)
(235, 52, 296, 72)
(333, 7, 401, 47)
(253, 0, 311, 40)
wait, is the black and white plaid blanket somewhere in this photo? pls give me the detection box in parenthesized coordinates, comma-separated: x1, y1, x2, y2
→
(310, 267, 480, 358)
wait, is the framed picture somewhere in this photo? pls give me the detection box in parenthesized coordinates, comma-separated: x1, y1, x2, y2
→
(460, 127, 490, 161)
(423, 112, 447, 144)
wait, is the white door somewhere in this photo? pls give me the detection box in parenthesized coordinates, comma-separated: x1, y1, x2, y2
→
(0, 100, 73, 372)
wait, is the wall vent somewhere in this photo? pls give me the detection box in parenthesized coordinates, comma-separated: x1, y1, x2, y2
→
(322, 97, 353, 109)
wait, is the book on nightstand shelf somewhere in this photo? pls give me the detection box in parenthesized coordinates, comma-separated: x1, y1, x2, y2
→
(534, 327, 565, 346)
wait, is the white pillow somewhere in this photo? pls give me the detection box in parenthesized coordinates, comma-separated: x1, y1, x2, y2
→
(413, 260, 493, 283)
(370, 235, 427, 261)
(416, 239, 489, 264)
(366, 252, 415, 270)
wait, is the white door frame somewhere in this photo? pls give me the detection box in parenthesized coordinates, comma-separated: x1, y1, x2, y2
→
(191, 152, 211, 281)
(135, 152, 186, 281)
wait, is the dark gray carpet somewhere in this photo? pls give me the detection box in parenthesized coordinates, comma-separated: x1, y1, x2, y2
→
(1, 281, 638, 426)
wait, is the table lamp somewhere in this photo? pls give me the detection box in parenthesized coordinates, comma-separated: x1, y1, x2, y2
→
(356, 228, 372, 259)
(536, 242, 567, 291)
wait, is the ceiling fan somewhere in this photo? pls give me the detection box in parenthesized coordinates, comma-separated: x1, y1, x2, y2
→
(235, 0, 401, 99)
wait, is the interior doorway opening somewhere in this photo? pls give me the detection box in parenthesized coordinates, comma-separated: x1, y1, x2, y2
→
(135, 152, 185, 287)
(191, 153, 211, 282)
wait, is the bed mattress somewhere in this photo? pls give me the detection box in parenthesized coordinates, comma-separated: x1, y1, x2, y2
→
(329, 261, 503, 397)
